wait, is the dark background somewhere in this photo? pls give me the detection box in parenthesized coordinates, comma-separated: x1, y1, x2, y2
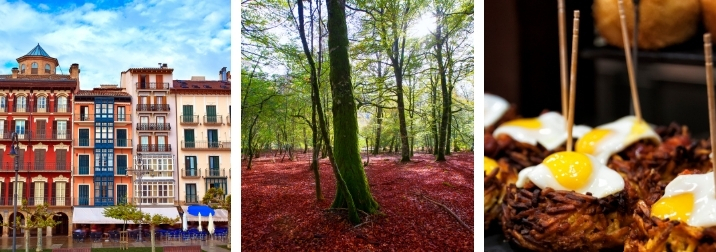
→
(485, 0, 710, 138)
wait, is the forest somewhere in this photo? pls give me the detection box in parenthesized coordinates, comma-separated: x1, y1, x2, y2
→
(241, 0, 474, 250)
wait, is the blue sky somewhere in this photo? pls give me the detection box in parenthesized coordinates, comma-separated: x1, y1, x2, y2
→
(0, 0, 231, 90)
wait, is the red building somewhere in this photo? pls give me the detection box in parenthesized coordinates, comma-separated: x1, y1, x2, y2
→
(0, 44, 78, 237)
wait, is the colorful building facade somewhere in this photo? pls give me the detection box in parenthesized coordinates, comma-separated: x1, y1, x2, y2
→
(120, 65, 178, 206)
(172, 68, 231, 206)
(0, 44, 79, 236)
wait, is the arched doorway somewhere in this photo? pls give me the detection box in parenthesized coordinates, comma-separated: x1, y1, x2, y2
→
(8, 213, 25, 237)
(53, 213, 68, 236)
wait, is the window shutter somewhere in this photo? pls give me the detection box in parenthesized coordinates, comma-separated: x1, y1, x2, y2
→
(44, 182, 48, 203)
(65, 182, 70, 206)
(0, 181, 4, 205)
(52, 181, 56, 204)
(29, 182, 34, 205)
(20, 181, 25, 200)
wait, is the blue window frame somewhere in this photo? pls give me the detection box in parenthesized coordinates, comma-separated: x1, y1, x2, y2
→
(117, 185, 127, 204)
(116, 155, 127, 175)
(94, 177, 114, 206)
(78, 185, 89, 206)
(78, 155, 89, 175)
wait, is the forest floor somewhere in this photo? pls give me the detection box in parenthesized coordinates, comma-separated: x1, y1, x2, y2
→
(241, 151, 474, 251)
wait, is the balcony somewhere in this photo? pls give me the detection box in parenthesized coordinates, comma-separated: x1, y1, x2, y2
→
(75, 114, 95, 122)
(136, 144, 172, 152)
(181, 140, 230, 150)
(54, 105, 71, 113)
(0, 163, 69, 172)
(74, 166, 133, 176)
(182, 168, 200, 178)
(136, 104, 170, 112)
(115, 139, 132, 148)
(203, 115, 223, 125)
(227, 115, 231, 125)
(14, 106, 28, 113)
(115, 114, 131, 123)
(31, 130, 72, 141)
(136, 123, 171, 131)
(74, 138, 92, 148)
(0, 197, 73, 207)
(185, 195, 199, 204)
(180, 115, 199, 125)
(205, 168, 227, 178)
(136, 82, 170, 90)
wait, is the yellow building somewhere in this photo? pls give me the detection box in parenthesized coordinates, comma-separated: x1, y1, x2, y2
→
(171, 68, 231, 208)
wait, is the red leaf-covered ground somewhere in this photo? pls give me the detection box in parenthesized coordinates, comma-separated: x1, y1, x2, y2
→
(241, 151, 474, 251)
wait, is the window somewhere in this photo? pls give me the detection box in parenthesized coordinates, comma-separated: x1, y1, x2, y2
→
(185, 156, 197, 176)
(0, 120, 4, 138)
(116, 129, 127, 147)
(182, 105, 194, 123)
(117, 107, 126, 121)
(56, 149, 67, 170)
(78, 185, 89, 206)
(94, 149, 113, 172)
(55, 182, 66, 205)
(94, 177, 114, 206)
(140, 136, 149, 151)
(37, 96, 46, 111)
(34, 149, 45, 170)
(184, 129, 194, 148)
(14, 181, 24, 205)
(204, 179, 227, 196)
(158, 136, 166, 151)
(117, 185, 127, 204)
(116, 155, 127, 175)
(56, 121, 67, 139)
(208, 129, 219, 148)
(31, 62, 38, 74)
(94, 122, 114, 145)
(206, 105, 217, 123)
(80, 106, 89, 120)
(0, 96, 5, 111)
(20, 64, 25, 74)
(34, 182, 44, 205)
(135, 181, 174, 205)
(186, 184, 197, 203)
(44, 63, 50, 74)
(78, 129, 89, 146)
(142, 155, 174, 177)
(57, 96, 67, 112)
(16, 96, 26, 112)
(78, 155, 89, 175)
(15, 120, 25, 135)
(209, 156, 220, 176)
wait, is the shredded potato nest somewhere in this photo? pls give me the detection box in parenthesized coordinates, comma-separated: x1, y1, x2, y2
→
(484, 158, 517, 229)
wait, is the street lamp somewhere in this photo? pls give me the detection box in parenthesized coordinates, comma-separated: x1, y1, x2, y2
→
(8, 132, 19, 252)
(126, 153, 153, 243)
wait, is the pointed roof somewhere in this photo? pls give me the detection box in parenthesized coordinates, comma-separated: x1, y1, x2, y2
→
(25, 44, 50, 57)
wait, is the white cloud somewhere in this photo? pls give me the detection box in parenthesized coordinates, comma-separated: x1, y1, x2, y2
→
(37, 3, 49, 11)
(0, 0, 231, 89)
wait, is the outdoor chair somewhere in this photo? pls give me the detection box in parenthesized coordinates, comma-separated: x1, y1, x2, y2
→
(110, 232, 120, 243)
(182, 232, 192, 242)
(90, 232, 102, 243)
(72, 232, 84, 242)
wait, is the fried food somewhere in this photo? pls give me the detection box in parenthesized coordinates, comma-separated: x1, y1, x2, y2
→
(593, 0, 701, 50)
(484, 158, 518, 229)
(501, 183, 631, 251)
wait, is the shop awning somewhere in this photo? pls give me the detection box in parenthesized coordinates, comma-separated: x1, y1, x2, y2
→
(180, 206, 229, 222)
(72, 207, 126, 224)
(73, 207, 181, 224)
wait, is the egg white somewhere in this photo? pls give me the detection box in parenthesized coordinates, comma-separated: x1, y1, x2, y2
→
(493, 111, 593, 151)
(660, 172, 716, 227)
(515, 153, 625, 198)
(580, 115, 661, 164)
(485, 94, 509, 128)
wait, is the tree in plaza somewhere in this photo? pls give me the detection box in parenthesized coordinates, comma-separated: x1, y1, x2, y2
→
(202, 188, 231, 249)
(103, 201, 179, 252)
(1, 200, 61, 252)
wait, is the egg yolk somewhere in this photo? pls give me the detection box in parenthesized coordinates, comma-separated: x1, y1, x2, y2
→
(543, 152, 593, 190)
(651, 193, 694, 222)
(502, 118, 541, 129)
(627, 119, 651, 143)
(484, 157, 499, 176)
(576, 129, 613, 154)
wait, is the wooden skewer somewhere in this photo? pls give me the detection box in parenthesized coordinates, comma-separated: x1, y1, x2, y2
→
(704, 33, 716, 188)
(566, 10, 580, 152)
(558, 0, 568, 123)
(618, 0, 642, 120)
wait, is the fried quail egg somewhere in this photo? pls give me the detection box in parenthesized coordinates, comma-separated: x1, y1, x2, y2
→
(651, 171, 716, 227)
(515, 151, 625, 198)
(485, 94, 509, 128)
(575, 116, 661, 164)
(493, 112, 592, 151)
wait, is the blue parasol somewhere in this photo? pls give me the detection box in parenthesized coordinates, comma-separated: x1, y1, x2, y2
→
(186, 205, 215, 217)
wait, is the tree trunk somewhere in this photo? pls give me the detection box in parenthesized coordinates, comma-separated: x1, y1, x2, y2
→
(325, 0, 379, 220)
(390, 51, 410, 162)
(372, 106, 383, 155)
(435, 10, 449, 162)
(36, 228, 42, 252)
(388, 136, 394, 153)
(446, 109, 452, 156)
(226, 213, 231, 249)
(25, 226, 29, 252)
(150, 225, 156, 252)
